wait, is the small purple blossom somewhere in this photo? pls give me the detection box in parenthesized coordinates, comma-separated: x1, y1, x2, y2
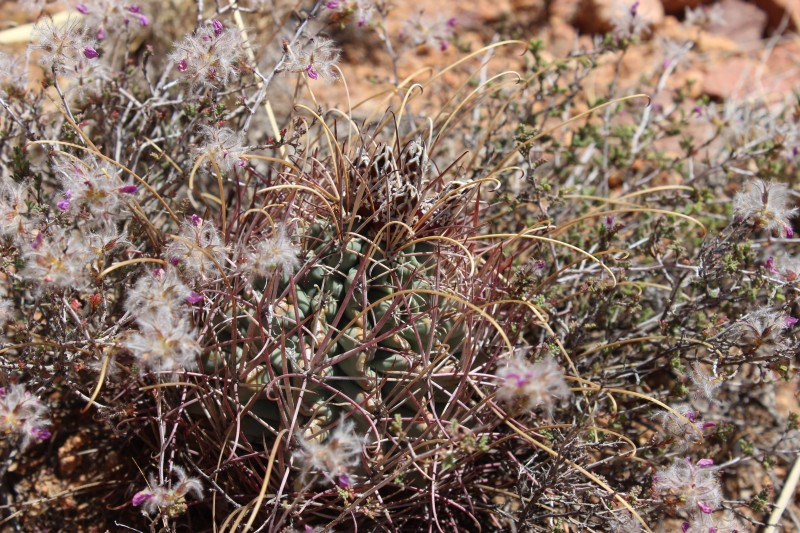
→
(31, 427, 51, 440)
(190, 214, 202, 226)
(786, 316, 799, 328)
(177, 58, 188, 72)
(57, 199, 71, 211)
(97, 27, 106, 40)
(305, 64, 319, 80)
(681, 522, 690, 533)
(696, 458, 714, 467)
(138, 14, 149, 27)
(32, 232, 44, 250)
(337, 473, 351, 488)
(212, 19, 224, 37)
(786, 225, 794, 238)
(119, 185, 138, 194)
(169, 256, 180, 266)
(697, 500, 713, 514)
(83, 47, 99, 59)
(128, 4, 142, 13)
(75, 3, 89, 14)
(766, 256, 778, 274)
(324, 1, 340, 7)
(132, 491, 152, 507)
(630, 0, 640, 17)
(186, 291, 203, 304)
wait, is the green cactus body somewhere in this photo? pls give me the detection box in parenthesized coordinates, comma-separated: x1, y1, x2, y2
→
(211, 140, 480, 441)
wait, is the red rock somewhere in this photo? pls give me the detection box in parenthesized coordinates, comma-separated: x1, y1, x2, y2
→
(706, 0, 767, 43)
(751, 0, 800, 32)
(573, 0, 665, 35)
(701, 39, 800, 101)
(660, 0, 711, 15)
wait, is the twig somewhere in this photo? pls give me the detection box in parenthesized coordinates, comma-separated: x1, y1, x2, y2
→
(764, 454, 800, 533)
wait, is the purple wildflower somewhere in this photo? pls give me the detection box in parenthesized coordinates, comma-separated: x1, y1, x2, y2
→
(132, 491, 152, 507)
(31, 427, 51, 440)
(766, 256, 778, 274)
(186, 291, 203, 304)
(83, 47, 99, 59)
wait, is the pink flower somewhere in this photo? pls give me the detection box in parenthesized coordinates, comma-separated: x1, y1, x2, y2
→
(118, 185, 138, 194)
(766, 256, 778, 274)
(31, 427, 51, 440)
(786, 316, 799, 328)
(212, 19, 224, 36)
(75, 3, 89, 14)
(697, 500, 714, 514)
(305, 64, 319, 80)
(132, 490, 153, 507)
(696, 458, 714, 467)
(138, 15, 149, 27)
(177, 59, 188, 72)
(97, 27, 106, 40)
(186, 292, 203, 304)
(83, 47, 99, 59)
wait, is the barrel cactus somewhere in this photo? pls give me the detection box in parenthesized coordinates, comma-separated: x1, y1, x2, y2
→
(205, 137, 491, 444)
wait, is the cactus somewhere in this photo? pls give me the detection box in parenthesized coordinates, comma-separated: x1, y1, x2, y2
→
(207, 138, 482, 442)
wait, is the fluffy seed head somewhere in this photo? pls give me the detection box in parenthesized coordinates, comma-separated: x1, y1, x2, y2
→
(495, 355, 570, 415)
(293, 418, 365, 486)
(283, 37, 340, 82)
(243, 225, 301, 278)
(732, 179, 797, 237)
(0, 384, 51, 449)
(654, 457, 721, 516)
(196, 125, 247, 173)
(164, 216, 227, 280)
(132, 465, 203, 517)
(169, 23, 244, 88)
(124, 317, 200, 373)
